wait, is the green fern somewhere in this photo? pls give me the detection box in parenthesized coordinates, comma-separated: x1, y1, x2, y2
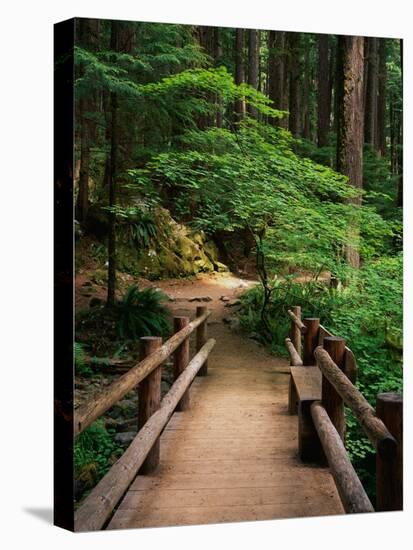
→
(74, 341, 92, 376)
(129, 217, 157, 248)
(116, 284, 171, 340)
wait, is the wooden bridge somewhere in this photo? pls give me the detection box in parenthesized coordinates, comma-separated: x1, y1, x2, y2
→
(74, 306, 403, 531)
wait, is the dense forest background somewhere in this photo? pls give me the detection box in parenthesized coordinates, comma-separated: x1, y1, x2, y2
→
(74, 19, 402, 504)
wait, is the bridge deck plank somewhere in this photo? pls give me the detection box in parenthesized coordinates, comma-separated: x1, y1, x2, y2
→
(108, 325, 343, 530)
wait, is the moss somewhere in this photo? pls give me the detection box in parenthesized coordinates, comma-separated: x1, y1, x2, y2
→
(174, 235, 199, 259)
(204, 240, 219, 262)
(215, 261, 229, 272)
(90, 269, 108, 285)
(92, 207, 228, 279)
(158, 247, 191, 277)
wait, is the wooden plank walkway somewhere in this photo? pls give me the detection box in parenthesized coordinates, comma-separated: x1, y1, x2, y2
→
(108, 321, 344, 529)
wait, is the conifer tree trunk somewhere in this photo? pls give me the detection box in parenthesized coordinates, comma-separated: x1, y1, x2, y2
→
(77, 96, 90, 222)
(76, 19, 99, 222)
(197, 26, 215, 128)
(328, 39, 335, 134)
(214, 28, 223, 127)
(235, 28, 246, 120)
(302, 45, 311, 139)
(106, 21, 120, 307)
(268, 31, 287, 128)
(336, 36, 364, 269)
(397, 39, 403, 206)
(317, 34, 331, 147)
(333, 39, 342, 140)
(248, 29, 259, 118)
(364, 37, 378, 148)
(362, 38, 369, 119)
(198, 26, 214, 56)
(288, 32, 301, 136)
(377, 38, 387, 156)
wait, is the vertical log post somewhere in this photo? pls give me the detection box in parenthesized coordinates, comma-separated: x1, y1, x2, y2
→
(173, 316, 190, 411)
(291, 305, 302, 359)
(138, 336, 162, 473)
(288, 379, 298, 415)
(303, 318, 320, 365)
(196, 306, 208, 376)
(298, 399, 323, 462)
(321, 336, 346, 442)
(376, 392, 403, 511)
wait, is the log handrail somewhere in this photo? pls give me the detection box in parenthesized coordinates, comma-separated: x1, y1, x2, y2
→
(285, 337, 303, 366)
(314, 346, 397, 457)
(286, 306, 402, 514)
(74, 310, 211, 436)
(75, 338, 216, 532)
(310, 401, 374, 514)
(287, 309, 307, 333)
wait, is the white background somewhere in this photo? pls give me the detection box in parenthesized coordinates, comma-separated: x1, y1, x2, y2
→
(0, 0, 411, 548)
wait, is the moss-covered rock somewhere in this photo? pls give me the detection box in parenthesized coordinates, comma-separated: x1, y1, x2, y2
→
(114, 207, 227, 279)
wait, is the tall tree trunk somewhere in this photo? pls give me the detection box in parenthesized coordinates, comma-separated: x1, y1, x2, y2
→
(287, 32, 301, 136)
(77, 103, 90, 221)
(248, 29, 259, 118)
(336, 36, 364, 269)
(302, 45, 311, 139)
(197, 26, 214, 56)
(235, 28, 246, 120)
(197, 26, 215, 128)
(214, 28, 223, 127)
(377, 38, 387, 156)
(397, 39, 403, 207)
(362, 38, 369, 120)
(317, 34, 331, 147)
(330, 39, 343, 137)
(390, 94, 396, 174)
(106, 21, 120, 307)
(364, 37, 378, 148)
(268, 31, 287, 128)
(75, 19, 99, 222)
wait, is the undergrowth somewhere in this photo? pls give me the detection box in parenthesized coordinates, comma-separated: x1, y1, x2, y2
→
(74, 420, 123, 503)
(76, 284, 171, 355)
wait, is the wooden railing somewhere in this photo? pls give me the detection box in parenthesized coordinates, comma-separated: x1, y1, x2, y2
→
(285, 306, 403, 514)
(74, 306, 214, 532)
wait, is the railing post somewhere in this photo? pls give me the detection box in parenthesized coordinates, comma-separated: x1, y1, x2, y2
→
(138, 336, 162, 473)
(298, 399, 323, 462)
(303, 318, 320, 365)
(196, 306, 208, 376)
(290, 305, 302, 359)
(376, 392, 403, 511)
(173, 316, 190, 411)
(321, 336, 346, 442)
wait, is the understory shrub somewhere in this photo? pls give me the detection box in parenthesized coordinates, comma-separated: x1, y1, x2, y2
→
(74, 341, 92, 376)
(74, 420, 122, 502)
(116, 284, 171, 340)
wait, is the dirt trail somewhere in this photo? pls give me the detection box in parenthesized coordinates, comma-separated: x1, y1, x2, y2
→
(157, 271, 257, 320)
(108, 273, 344, 529)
